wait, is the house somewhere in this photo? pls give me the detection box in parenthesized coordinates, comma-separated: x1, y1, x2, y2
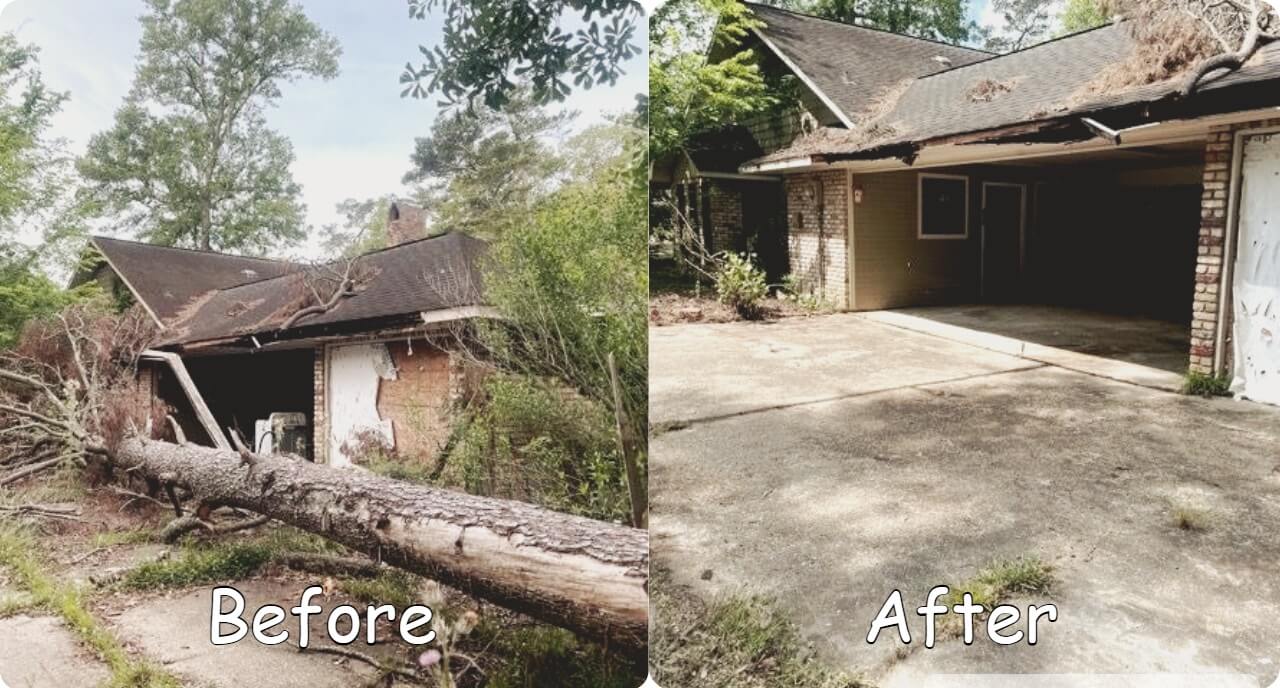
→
(689, 3, 1280, 404)
(72, 202, 494, 465)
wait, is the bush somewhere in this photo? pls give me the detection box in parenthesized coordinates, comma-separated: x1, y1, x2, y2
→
(715, 252, 768, 319)
(440, 374, 633, 523)
(1182, 370, 1231, 397)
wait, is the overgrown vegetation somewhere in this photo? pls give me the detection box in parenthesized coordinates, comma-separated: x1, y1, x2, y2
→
(1183, 370, 1232, 397)
(0, 523, 182, 687)
(1171, 504, 1213, 531)
(477, 622, 643, 688)
(119, 527, 333, 591)
(440, 374, 632, 522)
(340, 569, 423, 609)
(651, 566, 863, 688)
(715, 252, 769, 319)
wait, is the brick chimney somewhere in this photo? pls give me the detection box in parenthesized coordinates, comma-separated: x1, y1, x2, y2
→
(387, 201, 428, 246)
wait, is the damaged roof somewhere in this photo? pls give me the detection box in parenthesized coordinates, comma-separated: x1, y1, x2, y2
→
(161, 232, 488, 347)
(79, 236, 303, 323)
(744, 3, 992, 124)
(746, 20, 1280, 167)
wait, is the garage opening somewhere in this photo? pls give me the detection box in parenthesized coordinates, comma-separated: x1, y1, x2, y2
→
(158, 348, 315, 460)
(889, 141, 1204, 374)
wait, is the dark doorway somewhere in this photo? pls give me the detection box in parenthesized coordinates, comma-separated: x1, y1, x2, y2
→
(163, 348, 316, 460)
(981, 182, 1025, 302)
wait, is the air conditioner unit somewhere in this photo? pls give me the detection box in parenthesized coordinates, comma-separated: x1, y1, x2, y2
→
(254, 412, 308, 458)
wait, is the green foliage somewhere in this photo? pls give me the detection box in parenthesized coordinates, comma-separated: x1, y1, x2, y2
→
(804, 0, 980, 44)
(319, 196, 396, 258)
(400, 0, 641, 109)
(78, 0, 341, 253)
(715, 252, 768, 319)
(443, 374, 632, 522)
(0, 261, 100, 349)
(649, 0, 777, 163)
(944, 556, 1055, 610)
(479, 622, 643, 688)
(651, 566, 861, 688)
(121, 541, 274, 589)
(403, 89, 569, 239)
(340, 570, 422, 608)
(475, 119, 647, 441)
(983, 0, 1054, 51)
(1182, 370, 1231, 397)
(1059, 0, 1110, 34)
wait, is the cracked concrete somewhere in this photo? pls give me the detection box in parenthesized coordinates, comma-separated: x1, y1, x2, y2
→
(650, 314, 1280, 685)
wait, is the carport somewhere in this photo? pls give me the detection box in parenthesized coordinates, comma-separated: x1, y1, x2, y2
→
(862, 140, 1206, 375)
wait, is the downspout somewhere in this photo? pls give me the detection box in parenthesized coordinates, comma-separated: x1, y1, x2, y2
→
(1214, 129, 1247, 376)
(814, 178, 826, 297)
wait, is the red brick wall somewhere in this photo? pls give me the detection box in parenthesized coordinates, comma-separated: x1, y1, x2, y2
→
(376, 342, 453, 463)
(784, 169, 849, 308)
(1190, 118, 1280, 374)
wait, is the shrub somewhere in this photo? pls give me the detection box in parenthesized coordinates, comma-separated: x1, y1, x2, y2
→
(1182, 371, 1231, 397)
(440, 374, 633, 523)
(715, 252, 768, 319)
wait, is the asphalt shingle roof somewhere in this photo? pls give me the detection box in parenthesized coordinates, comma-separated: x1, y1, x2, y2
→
(85, 237, 303, 323)
(748, 20, 1280, 165)
(162, 232, 488, 346)
(746, 2, 993, 123)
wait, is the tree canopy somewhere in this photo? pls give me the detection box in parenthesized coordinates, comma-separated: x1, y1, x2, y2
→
(802, 0, 980, 44)
(77, 0, 341, 254)
(983, 0, 1055, 51)
(403, 88, 569, 239)
(1059, 0, 1110, 34)
(399, 0, 642, 110)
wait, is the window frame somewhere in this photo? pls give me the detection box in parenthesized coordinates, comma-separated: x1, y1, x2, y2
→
(917, 172, 970, 240)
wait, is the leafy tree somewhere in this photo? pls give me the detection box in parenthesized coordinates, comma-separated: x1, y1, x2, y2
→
(399, 0, 642, 109)
(0, 33, 100, 344)
(403, 88, 569, 239)
(1060, 0, 1111, 33)
(649, 0, 778, 163)
(318, 196, 396, 258)
(984, 0, 1055, 51)
(77, 0, 341, 253)
(803, 0, 980, 44)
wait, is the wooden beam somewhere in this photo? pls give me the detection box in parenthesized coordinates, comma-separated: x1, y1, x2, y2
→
(140, 350, 231, 450)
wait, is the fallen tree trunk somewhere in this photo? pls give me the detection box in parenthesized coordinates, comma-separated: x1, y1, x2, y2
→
(110, 437, 648, 656)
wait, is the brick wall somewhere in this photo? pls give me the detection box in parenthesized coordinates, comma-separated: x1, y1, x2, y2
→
(708, 182, 744, 254)
(312, 345, 326, 464)
(1190, 118, 1280, 374)
(377, 342, 453, 464)
(784, 170, 849, 308)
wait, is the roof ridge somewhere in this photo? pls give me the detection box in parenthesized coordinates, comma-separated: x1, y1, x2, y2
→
(915, 20, 1123, 82)
(743, 2, 994, 56)
(92, 235, 300, 265)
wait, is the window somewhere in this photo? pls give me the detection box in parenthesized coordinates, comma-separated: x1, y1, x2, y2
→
(918, 173, 969, 239)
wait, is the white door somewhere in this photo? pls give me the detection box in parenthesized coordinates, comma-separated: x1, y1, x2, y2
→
(1232, 131, 1280, 405)
(326, 343, 397, 466)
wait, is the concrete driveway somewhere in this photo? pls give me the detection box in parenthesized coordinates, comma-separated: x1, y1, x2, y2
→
(650, 314, 1280, 686)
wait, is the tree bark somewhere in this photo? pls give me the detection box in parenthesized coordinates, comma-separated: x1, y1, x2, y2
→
(110, 437, 648, 656)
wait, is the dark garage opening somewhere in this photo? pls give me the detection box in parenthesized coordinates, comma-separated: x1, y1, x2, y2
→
(904, 142, 1204, 374)
(157, 348, 315, 460)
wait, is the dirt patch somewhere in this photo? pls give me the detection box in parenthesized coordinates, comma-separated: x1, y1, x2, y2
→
(649, 294, 826, 327)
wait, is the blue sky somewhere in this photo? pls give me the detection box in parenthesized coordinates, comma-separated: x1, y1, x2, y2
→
(0, 0, 651, 259)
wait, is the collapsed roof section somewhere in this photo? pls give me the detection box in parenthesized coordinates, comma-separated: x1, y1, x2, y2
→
(80, 233, 489, 350)
(741, 16, 1280, 170)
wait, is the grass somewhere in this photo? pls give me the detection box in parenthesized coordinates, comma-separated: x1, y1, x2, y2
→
(94, 526, 158, 548)
(650, 565, 863, 688)
(1182, 371, 1231, 397)
(1172, 505, 1213, 532)
(340, 569, 422, 609)
(119, 526, 335, 590)
(476, 622, 645, 688)
(939, 556, 1055, 626)
(0, 523, 181, 688)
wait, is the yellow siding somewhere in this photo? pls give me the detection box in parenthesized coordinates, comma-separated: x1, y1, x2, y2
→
(851, 170, 980, 310)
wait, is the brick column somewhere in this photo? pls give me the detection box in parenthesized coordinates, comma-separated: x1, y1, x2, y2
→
(1190, 128, 1231, 374)
(312, 345, 326, 464)
(784, 169, 849, 308)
